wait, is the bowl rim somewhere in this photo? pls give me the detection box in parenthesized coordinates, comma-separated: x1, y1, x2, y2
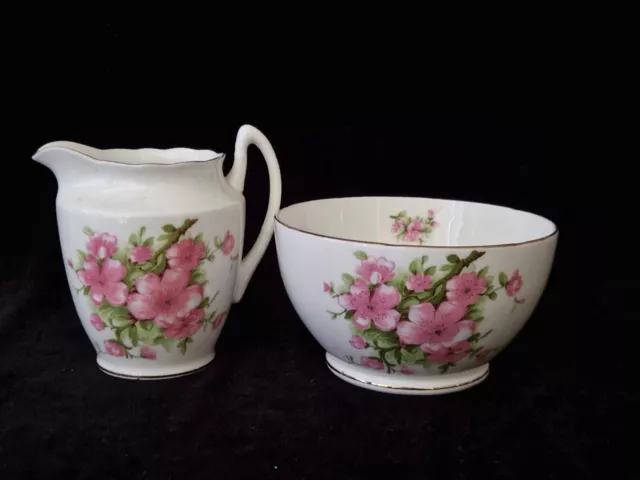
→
(275, 195, 559, 250)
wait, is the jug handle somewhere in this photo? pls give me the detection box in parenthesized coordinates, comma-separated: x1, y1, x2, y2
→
(227, 125, 282, 303)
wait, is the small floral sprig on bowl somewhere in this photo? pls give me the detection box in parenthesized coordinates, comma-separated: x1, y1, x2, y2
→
(67, 219, 236, 359)
(324, 250, 525, 374)
(390, 209, 439, 244)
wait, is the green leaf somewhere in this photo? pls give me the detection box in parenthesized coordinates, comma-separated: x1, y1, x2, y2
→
(151, 336, 171, 352)
(499, 272, 508, 287)
(489, 292, 497, 300)
(424, 265, 437, 276)
(128, 325, 139, 347)
(190, 269, 207, 285)
(128, 233, 138, 246)
(387, 273, 409, 291)
(139, 226, 146, 238)
(138, 321, 154, 332)
(214, 236, 222, 248)
(398, 297, 421, 310)
(409, 258, 422, 275)
(199, 296, 210, 309)
(384, 349, 399, 366)
(76, 250, 86, 263)
(125, 268, 145, 288)
(111, 249, 128, 264)
(394, 348, 402, 365)
(486, 275, 494, 286)
(354, 250, 368, 261)
(467, 332, 481, 343)
(447, 254, 460, 263)
(194, 233, 204, 243)
(82, 226, 93, 236)
(467, 309, 484, 321)
(439, 264, 454, 272)
(361, 330, 399, 349)
(162, 224, 176, 232)
(119, 327, 130, 344)
(421, 255, 429, 265)
(401, 346, 425, 364)
(515, 297, 526, 304)
(143, 236, 155, 247)
(342, 273, 355, 285)
(428, 284, 445, 304)
(150, 254, 167, 275)
(345, 310, 355, 320)
(477, 266, 489, 277)
(177, 339, 187, 354)
(158, 234, 171, 242)
(415, 290, 432, 300)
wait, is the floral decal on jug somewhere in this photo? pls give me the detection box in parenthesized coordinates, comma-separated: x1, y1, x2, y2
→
(324, 250, 526, 374)
(67, 218, 237, 359)
(390, 209, 439, 244)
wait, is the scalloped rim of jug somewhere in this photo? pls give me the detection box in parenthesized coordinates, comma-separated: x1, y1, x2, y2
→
(34, 141, 226, 167)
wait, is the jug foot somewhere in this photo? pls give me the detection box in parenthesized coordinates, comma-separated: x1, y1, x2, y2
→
(325, 353, 489, 395)
(96, 352, 216, 380)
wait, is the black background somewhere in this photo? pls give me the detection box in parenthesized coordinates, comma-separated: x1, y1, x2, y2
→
(0, 114, 622, 479)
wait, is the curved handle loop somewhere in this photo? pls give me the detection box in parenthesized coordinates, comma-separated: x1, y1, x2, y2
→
(226, 125, 282, 303)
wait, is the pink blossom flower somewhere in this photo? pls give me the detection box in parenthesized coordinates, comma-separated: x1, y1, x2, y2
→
(400, 365, 414, 375)
(349, 335, 367, 349)
(428, 209, 435, 217)
(213, 312, 226, 328)
(506, 270, 523, 297)
(165, 238, 205, 271)
(391, 219, 405, 233)
(104, 340, 124, 357)
(356, 256, 395, 285)
(140, 346, 157, 360)
(87, 232, 118, 259)
(446, 272, 486, 306)
(405, 273, 432, 292)
(404, 219, 425, 242)
(396, 301, 476, 352)
(127, 269, 204, 328)
(360, 357, 384, 370)
(339, 279, 401, 331)
(129, 245, 153, 264)
(90, 313, 105, 331)
(77, 258, 129, 306)
(221, 231, 235, 255)
(323, 282, 331, 292)
(162, 308, 204, 339)
(423, 340, 471, 363)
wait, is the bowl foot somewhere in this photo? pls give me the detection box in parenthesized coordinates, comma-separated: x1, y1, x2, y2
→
(96, 352, 215, 380)
(325, 353, 489, 395)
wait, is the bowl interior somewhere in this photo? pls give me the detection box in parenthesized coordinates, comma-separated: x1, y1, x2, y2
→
(276, 196, 556, 247)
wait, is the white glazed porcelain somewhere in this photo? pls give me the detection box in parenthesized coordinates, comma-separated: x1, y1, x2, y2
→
(275, 197, 558, 395)
(33, 125, 281, 379)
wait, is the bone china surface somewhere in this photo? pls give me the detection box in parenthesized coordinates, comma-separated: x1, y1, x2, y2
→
(33, 125, 282, 379)
(275, 196, 557, 394)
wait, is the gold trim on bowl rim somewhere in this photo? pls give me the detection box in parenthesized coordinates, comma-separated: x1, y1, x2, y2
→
(275, 196, 558, 250)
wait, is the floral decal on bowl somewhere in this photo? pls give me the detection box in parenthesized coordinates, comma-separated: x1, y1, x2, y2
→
(390, 209, 439, 244)
(324, 250, 525, 374)
(67, 218, 236, 359)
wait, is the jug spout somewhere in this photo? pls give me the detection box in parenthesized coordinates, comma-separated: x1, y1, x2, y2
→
(32, 141, 100, 182)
